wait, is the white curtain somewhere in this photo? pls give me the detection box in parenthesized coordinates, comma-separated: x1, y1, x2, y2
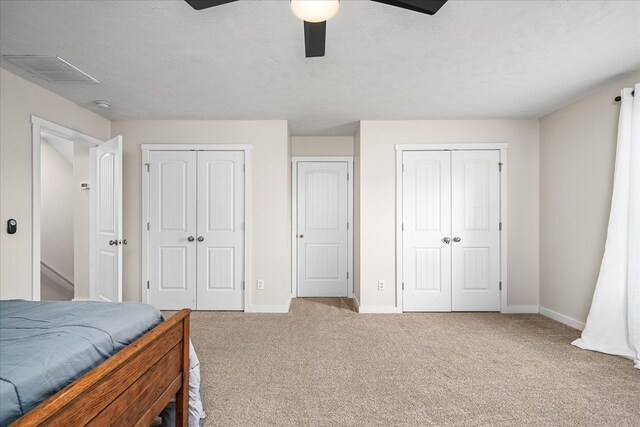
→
(572, 83, 640, 368)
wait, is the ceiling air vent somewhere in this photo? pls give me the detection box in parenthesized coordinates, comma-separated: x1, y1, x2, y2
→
(2, 55, 99, 83)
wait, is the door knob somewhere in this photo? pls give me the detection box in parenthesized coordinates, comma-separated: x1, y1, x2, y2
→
(299, 234, 304, 239)
(122, 239, 128, 245)
(453, 237, 461, 243)
(187, 236, 195, 242)
(109, 240, 118, 246)
(442, 237, 451, 244)
(197, 236, 204, 242)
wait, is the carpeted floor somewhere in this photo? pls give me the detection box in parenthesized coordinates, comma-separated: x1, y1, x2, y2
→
(186, 298, 640, 426)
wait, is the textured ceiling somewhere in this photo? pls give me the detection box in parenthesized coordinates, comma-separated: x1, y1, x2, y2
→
(1, 0, 639, 135)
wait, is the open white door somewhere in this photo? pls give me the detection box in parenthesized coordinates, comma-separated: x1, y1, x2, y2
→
(90, 136, 123, 302)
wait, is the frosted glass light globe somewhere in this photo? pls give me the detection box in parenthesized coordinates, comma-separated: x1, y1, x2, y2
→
(291, 0, 340, 23)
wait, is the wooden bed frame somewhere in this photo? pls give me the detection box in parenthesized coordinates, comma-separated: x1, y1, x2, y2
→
(11, 309, 191, 427)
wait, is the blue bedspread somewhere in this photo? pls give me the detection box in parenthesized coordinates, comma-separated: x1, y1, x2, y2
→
(0, 300, 163, 426)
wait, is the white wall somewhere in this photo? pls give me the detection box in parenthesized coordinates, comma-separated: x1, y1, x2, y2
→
(291, 136, 354, 157)
(353, 126, 361, 306)
(357, 120, 540, 310)
(110, 120, 291, 308)
(287, 128, 292, 296)
(73, 143, 91, 296)
(40, 139, 74, 282)
(0, 68, 111, 300)
(4, 63, 634, 320)
(539, 72, 640, 327)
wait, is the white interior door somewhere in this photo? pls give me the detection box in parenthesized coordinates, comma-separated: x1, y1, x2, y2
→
(451, 150, 501, 311)
(148, 151, 197, 310)
(91, 136, 122, 302)
(297, 162, 349, 297)
(402, 151, 452, 311)
(196, 151, 245, 310)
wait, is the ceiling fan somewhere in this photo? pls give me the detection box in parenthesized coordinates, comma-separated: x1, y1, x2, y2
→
(184, 0, 448, 58)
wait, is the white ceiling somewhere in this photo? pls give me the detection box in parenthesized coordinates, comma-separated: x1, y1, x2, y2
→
(1, 0, 639, 135)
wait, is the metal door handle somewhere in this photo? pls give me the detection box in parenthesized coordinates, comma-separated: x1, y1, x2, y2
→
(197, 236, 204, 242)
(442, 237, 451, 244)
(109, 240, 118, 246)
(299, 234, 304, 239)
(187, 236, 195, 242)
(453, 237, 461, 242)
(122, 239, 128, 245)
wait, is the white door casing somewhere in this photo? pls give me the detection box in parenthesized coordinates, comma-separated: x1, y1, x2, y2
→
(196, 151, 245, 310)
(402, 151, 452, 311)
(297, 162, 349, 297)
(148, 151, 197, 310)
(451, 150, 501, 311)
(91, 136, 123, 302)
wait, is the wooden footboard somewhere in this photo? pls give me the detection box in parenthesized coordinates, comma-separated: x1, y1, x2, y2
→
(11, 309, 191, 427)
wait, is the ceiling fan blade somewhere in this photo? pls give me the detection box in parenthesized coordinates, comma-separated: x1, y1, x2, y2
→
(304, 21, 326, 58)
(370, 0, 448, 15)
(184, 0, 238, 11)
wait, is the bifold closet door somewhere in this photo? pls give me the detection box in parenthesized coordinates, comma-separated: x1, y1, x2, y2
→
(451, 150, 501, 311)
(148, 151, 197, 310)
(196, 151, 245, 310)
(402, 151, 452, 311)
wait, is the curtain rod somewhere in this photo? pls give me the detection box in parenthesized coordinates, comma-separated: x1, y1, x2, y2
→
(614, 90, 635, 102)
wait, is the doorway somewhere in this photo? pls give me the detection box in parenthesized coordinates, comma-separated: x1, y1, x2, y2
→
(292, 157, 353, 298)
(31, 116, 123, 302)
(39, 130, 81, 300)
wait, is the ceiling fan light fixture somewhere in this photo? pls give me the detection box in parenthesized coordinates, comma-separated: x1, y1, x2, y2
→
(291, 0, 340, 23)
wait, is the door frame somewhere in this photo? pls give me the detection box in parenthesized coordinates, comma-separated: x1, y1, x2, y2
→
(291, 157, 354, 298)
(395, 143, 508, 313)
(31, 115, 103, 301)
(141, 144, 252, 311)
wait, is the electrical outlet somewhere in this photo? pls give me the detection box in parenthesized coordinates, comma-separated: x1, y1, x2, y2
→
(257, 279, 265, 290)
(378, 280, 385, 291)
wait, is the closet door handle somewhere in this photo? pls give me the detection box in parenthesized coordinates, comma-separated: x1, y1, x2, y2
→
(453, 237, 461, 243)
(109, 240, 118, 246)
(442, 237, 451, 244)
(197, 236, 204, 242)
(187, 236, 195, 242)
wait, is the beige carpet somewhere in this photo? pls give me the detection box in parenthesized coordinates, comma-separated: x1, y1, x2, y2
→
(185, 298, 639, 426)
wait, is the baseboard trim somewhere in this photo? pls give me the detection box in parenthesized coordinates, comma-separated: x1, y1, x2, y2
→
(352, 295, 360, 311)
(357, 304, 402, 314)
(502, 305, 539, 314)
(540, 306, 585, 331)
(245, 297, 292, 313)
(71, 297, 90, 302)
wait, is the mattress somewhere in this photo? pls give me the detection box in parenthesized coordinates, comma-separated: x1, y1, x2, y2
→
(0, 300, 163, 426)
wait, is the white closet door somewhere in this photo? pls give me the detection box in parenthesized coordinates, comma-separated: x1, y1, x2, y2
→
(402, 151, 452, 311)
(297, 162, 349, 297)
(148, 151, 197, 310)
(451, 150, 501, 311)
(196, 151, 245, 310)
(92, 136, 122, 302)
